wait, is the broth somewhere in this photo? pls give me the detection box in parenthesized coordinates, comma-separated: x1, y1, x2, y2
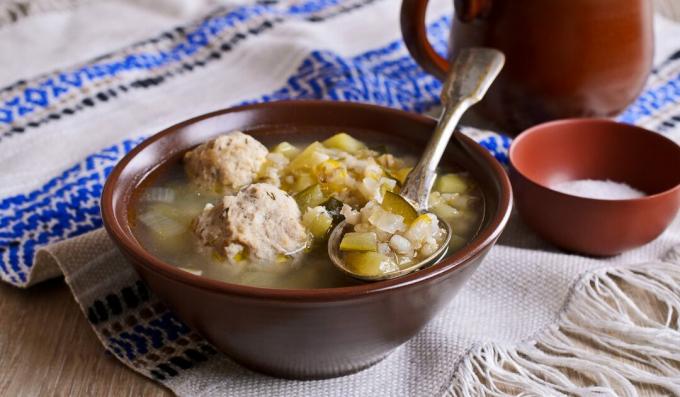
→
(131, 133, 483, 289)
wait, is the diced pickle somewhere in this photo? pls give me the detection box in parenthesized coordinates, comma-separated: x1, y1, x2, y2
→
(322, 132, 366, 154)
(339, 232, 377, 252)
(287, 142, 328, 172)
(305, 211, 333, 238)
(271, 141, 300, 159)
(343, 251, 389, 276)
(295, 184, 327, 210)
(290, 173, 317, 193)
(381, 191, 417, 225)
(392, 167, 413, 185)
(434, 173, 469, 194)
(412, 213, 434, 226)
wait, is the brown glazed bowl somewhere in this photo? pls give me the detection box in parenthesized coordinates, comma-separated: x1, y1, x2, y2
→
(101, 100, 512, 379)
(510, 119, 680, 256)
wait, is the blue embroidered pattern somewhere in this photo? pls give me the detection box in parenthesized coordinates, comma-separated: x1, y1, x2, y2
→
(0, 138, 144, 284)
(0, 0, 372, 129)
(0, 5, 259, 126)
(618, 72, 680, 125)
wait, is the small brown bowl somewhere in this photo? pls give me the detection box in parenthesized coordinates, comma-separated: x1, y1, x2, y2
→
(510, 118, 680, 256)
(101, 100, 512, 379)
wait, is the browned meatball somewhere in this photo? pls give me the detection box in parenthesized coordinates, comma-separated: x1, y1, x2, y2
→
(184, 131, 268, 192)
(194, 183, 308, 266)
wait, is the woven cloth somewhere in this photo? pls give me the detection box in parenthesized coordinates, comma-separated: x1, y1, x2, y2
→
(2, 1, 680, 395)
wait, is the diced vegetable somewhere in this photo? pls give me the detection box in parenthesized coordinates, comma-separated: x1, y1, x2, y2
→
(295, 184, 327, 210)
(392, 167, 412, 185)
(343, 251, 389, 276)
(339, 232, 377, 252)
(304, 211, 333, 238)
(151, 202, 199, 225)
(141, 187, 176, 203)
(379, 178, 397, 199)
(434, 173, 469, 194)
(381, 191, 417, 224)
(287, 142, 329, 172)
(412, 213, 435, 225)
(367, 209, 405, 234)
(358, 177, 381, 201)
(430, 203, 461, 224)
(447, 193, 476, 211)
(322, 132, 366, 154)
(344, 251, 401, 276)
(428, 191, 444, 207)
(290, 172, 317, 193)
(138, 210, 185, 238)
(271, 141, 300, 159)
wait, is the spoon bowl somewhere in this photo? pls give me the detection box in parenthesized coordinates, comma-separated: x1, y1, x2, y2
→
(328, 219, 452, 281)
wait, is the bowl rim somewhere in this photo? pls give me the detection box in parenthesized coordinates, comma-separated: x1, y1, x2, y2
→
(101, 100, 513, 302)
(509, 118, 680, 203)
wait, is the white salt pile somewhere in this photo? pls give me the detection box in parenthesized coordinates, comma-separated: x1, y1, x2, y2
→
(551, 179, 646, 200)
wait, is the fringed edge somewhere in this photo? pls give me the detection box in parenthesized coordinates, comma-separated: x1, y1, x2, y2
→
(447, 259, 680, 397)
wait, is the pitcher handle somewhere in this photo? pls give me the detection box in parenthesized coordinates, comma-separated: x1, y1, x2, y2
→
(401, 0, 491, 80)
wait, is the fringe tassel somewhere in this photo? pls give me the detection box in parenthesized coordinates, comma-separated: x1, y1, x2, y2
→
(448, 261, 680, 396)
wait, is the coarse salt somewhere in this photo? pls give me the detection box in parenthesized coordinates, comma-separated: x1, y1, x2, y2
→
(551, 179, 645, 200)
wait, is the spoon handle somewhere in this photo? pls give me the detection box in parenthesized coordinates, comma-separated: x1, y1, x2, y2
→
(401, 48, 505, 210)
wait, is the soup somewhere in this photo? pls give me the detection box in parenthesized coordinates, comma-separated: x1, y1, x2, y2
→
(131, 131, 483, 289)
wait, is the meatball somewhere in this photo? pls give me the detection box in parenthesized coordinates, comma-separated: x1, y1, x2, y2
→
(194, 183, 308, 266)
(184, 131, 268, 192)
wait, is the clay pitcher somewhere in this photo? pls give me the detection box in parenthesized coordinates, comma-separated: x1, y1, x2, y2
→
(401, 0, 654, 134)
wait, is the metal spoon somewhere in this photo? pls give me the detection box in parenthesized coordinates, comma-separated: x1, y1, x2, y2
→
(327, 48, 505, 281)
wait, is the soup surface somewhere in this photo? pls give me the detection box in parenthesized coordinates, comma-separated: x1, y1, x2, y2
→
(131, 131, 483, 289)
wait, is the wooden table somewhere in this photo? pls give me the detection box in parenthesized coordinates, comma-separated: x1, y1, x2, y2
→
(0, 279, 171, 396)
(1, 2, 679, 396)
